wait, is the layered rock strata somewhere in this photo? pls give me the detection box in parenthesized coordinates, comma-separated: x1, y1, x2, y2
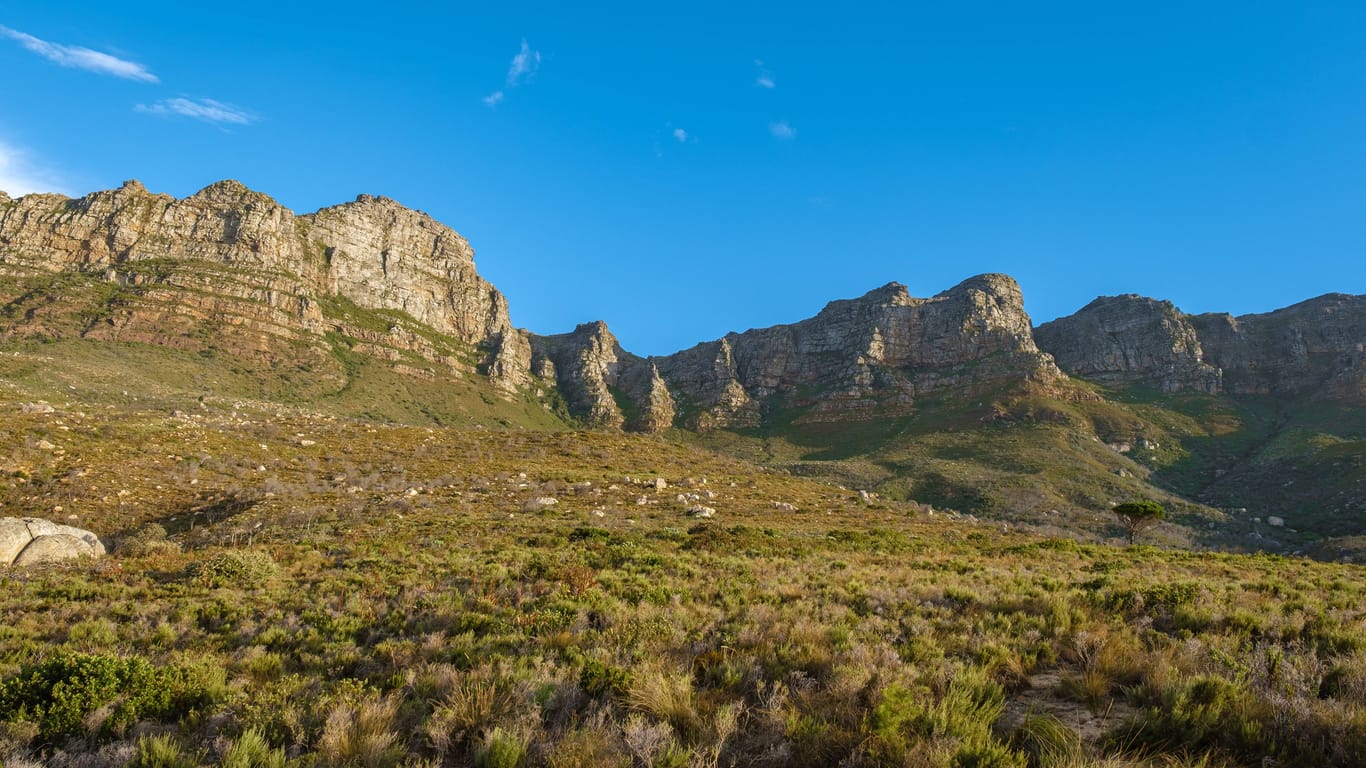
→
(1033, 295, 1221, 394)
(529, 321, 675, 431)
(1037, 292, 1366, 399)
(653, 274, 1063, 429)
(0, 180, 525, 388)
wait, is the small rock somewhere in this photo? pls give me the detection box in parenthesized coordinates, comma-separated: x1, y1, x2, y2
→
(522, 497, 559, 512)
(687, 505, 715, 518)
(652, 477, 668, 490)
(1267, 516, 1285, 527)
(772, 502, 798, 512)
(299, 439, 317, 447)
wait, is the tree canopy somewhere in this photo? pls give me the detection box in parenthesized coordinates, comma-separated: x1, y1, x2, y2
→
(1113, 500, 1166, 545)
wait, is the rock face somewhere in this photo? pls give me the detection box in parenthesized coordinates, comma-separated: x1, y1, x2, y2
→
(530, 321, 675, 431)
(1034, 295, 1222, 394)
(653, 274, 1062, 429)
(1038, 292, 1366, 400)
(0, 517, 105, 566)
(1192, 295, 1366, 399)
(0, 180, 525, 389)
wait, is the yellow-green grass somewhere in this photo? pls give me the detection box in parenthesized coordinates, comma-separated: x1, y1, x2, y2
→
(1, 389, 1364, 767)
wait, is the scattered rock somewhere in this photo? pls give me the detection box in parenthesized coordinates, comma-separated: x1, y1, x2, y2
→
(687, 505, 715, 519)
(522, 497, 559, 512)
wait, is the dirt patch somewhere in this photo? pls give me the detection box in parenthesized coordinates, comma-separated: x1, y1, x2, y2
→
(998, 672, 1140, 745)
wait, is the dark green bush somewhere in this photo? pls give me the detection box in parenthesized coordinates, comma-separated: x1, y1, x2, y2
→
(579, 659, 632, 701)
(0, 652, 223, 744)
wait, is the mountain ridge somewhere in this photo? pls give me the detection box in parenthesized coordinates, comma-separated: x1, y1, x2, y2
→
(3, 179, 1364, 557)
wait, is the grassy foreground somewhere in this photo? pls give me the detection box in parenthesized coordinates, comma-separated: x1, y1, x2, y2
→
(1, 389, 1365, 768)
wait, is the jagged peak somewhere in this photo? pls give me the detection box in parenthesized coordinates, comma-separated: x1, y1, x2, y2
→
(187, 179, 280, 207)
(574, 319, 613, 335)
(309, 193, 445, 231)
(936, 273, 1023, 301)
(1073, 294, 1180, 315)
(352, 193, 410, 209)
(860, 281, 912, 303)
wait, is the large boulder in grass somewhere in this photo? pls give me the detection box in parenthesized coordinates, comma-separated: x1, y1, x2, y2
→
(0, 517, 105, 566)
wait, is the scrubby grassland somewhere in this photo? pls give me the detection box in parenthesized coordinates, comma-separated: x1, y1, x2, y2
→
(1, 388, 1366, 767)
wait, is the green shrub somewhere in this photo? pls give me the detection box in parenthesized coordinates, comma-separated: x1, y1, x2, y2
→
(0, 652, 221, 744)
(580, 659, 632, 701)
(186, 549, 280, 588)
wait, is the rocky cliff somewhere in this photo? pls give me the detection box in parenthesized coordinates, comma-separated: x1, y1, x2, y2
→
(1037, 292, 1366, 400)
(653, 274, 1063, 429)
(529, 321, 675, 431)
(1191, 295, 1366, 400)
(0, 181, 1076, 432)
(1033, 295, 1222, 394)
(0, 180, 527, 389)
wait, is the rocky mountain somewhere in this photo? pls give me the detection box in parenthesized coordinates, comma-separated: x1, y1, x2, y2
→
(529, 321, 675, 432)
(2, 179, 1364, 557)
(0, 180, 528, 391)
(1036, 292, 1366, 401)
(653, 275, 1063, 429)
(0, 181, 1070, 434)
(1033, 295, 1221, 394)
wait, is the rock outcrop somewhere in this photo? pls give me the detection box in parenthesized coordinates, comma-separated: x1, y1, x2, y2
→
(530, 321, 675, 431)
(1033, 295, 1222, 394)
(0, 517, 105, 566)
(653, 274, 1062, 429)
(1192, 294, 1366, 399)
(1038, 292, 1366, 400)
(0, 180, 524, 388)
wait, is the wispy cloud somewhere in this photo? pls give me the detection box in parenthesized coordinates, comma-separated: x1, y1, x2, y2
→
(485, 38, 541, 107)
(136, 97, 256, 126)
(672, 128, 688, 143)
(769, 120, 796, 140)
(0, 141, 68, 196)
(0, 24, 157, 82)
(506, 39, 541, 86)
(754, 59, 775, 89)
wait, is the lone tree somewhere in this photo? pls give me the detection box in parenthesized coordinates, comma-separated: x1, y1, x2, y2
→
(1113, 500, 1166, 545)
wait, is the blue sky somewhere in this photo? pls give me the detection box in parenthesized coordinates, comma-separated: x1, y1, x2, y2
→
(1, 2, 1364, 355)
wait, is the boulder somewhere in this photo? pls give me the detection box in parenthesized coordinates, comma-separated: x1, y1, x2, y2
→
(1, 517, 105, 566)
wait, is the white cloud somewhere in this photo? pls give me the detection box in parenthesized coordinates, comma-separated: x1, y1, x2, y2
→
(755, 59, 775, 89)
(0, 141, 68, 196)
(0, 24, 157, 83)
(482, 39, 541, 107)
(505, 39, 541, 87)
(136, 97, 256, 126)
(672, 128, 688, 143)
(769, 120, 796, 140)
